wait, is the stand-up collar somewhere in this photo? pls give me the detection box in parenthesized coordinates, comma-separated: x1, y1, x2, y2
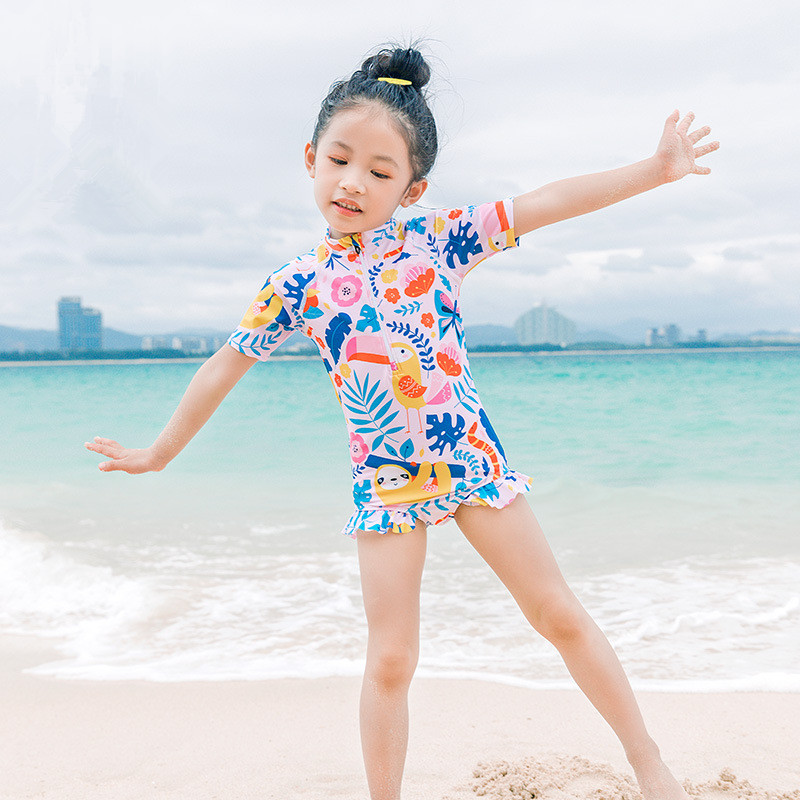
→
(322, 217, 400, 256)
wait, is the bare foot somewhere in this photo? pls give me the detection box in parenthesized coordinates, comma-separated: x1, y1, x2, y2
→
(629, 748, 690, 800)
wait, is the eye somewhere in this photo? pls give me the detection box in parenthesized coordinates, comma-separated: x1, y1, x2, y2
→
(329, 157, 346, 165)
(371, 170, 390, 180)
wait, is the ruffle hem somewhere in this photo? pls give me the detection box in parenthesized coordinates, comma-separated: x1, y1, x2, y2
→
(341, 468, 533, 538)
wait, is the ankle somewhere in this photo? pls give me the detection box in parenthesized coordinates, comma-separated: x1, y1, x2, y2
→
(625, 736, 662, 768)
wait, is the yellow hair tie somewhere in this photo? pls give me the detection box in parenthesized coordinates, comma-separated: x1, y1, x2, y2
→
(377, 77, 412, 86)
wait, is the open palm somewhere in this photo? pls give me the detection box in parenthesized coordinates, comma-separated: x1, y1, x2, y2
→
(656, 110, 719, 183)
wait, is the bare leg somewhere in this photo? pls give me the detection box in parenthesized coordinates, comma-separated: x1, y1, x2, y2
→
(454, 496, 689, 800)
(356, 523, 427, 800)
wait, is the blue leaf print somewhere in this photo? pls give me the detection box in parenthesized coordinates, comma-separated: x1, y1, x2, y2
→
(453, 378, 479, 413)
(353, 479, 372, 507)
(478, 407, 507, 460)
(394, 301, 422, 317)
(324, 250, 346, 271)
(425, 413, 466, 455)
(324, 313, 352, 363)
(368, 388, 389, 413)
(453, 448, 480, 473)
(406, 216, 426, 234)
(426, 231, 440, 257)
(339, 370, 402, 444)
(283, 272, 314, 313)
(442, 218, 483, 270)
(400, 438, 415, 459)
(356, 304, 380, 332)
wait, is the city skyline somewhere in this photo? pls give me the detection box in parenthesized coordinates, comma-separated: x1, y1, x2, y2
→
(4, 294, 797, 357)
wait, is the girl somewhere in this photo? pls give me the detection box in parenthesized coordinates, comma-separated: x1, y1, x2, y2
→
(86, 46, 718, 800)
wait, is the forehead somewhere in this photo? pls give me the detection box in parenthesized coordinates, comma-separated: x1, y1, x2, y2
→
(318, 102, 412, 166)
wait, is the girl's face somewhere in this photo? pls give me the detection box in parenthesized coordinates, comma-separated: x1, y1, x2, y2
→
(304, 103, 428, 240)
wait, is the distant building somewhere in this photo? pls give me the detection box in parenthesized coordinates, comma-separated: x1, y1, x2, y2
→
(141, 336, 175, 351)
(514, 304, 576, 346)
(645, 323, 682, 347)
(141, 335, 222, 354)
(175, 336, 209, 354)
(645, 327, 664, 347)
(663, 324, 681, 346)
(58, 297, 102, 353)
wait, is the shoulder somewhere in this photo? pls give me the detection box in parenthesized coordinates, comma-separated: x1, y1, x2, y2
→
(401, 200, 513, 238)
(265, 247, 318, 289)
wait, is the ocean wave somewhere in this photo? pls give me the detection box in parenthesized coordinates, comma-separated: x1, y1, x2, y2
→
(3, 518, 798, 688)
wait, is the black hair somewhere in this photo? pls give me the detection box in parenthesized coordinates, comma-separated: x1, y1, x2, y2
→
(311, 46, 438, 183)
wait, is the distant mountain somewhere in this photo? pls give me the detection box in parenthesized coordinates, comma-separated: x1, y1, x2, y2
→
(103, 328, 146, 350)
(573, 328, 623, 344)
(463, 324, 517, 346)
(0, 325, 148, 352)
(0, 325, 57, 352)
(598, 318, 655, 344)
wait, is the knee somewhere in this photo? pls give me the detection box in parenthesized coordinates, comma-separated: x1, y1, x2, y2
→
(366, 643, 418, 691)
(528, 589, 589, 646)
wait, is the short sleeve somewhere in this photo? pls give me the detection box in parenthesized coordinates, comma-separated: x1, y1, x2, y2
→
(227, 267, 306, 362)
(419, 198, 518, 281)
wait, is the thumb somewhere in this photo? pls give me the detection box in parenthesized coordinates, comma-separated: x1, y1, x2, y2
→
(665, 109, 680, 129)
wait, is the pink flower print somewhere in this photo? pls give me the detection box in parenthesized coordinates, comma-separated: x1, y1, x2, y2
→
(349, 433, 369, 464)
(331, 275, 362, 307)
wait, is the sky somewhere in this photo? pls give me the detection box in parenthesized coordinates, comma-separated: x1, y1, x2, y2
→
(1, 0, 798, 339)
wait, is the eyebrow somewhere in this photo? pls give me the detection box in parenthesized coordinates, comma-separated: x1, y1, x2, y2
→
(330, 140, 399, 168)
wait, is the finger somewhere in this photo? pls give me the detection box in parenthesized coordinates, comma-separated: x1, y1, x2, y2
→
(663, 109, 680, 132)
(86, 441, 122, 457)
(694, 140, 720, 158)
(688, 125, 711, 144)
(677, 111, 695, 134)
(93, 437, 121, 447)
(692, 165, 711, 175)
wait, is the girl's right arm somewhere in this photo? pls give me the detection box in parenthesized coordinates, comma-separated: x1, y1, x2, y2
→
(85, 345, 257, 474)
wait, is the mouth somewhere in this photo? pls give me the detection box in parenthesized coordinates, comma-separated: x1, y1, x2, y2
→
(333, 199, 362, 216)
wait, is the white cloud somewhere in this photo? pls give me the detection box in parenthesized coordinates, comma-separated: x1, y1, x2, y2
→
(1, 0, 798, 336)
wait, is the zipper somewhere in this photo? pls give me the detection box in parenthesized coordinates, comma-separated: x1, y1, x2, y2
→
(352, 235, 398, 372)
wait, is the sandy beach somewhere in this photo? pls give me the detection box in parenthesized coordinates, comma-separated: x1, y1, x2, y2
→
(2, 639, 799, 800)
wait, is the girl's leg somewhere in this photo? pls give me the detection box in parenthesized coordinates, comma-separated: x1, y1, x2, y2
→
(356, 523, 427, 800)
(454, 496, 689, 800)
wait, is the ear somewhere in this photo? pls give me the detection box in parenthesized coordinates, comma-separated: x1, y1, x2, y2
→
(399, 178, 428, 208)
(304, 142, 316, 178)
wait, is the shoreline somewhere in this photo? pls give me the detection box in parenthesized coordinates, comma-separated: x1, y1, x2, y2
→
(1, 344, 799, 367)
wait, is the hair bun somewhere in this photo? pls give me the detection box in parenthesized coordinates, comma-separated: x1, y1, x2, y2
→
(361, 47, 431, 90)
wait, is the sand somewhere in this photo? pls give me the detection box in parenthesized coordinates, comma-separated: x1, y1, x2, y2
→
(1, 641, 799, 799)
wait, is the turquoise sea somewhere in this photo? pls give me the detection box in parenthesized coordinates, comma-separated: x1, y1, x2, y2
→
(1, 349, 798, 688)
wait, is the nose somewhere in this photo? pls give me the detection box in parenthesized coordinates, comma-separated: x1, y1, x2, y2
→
(339, 167, 365, 195)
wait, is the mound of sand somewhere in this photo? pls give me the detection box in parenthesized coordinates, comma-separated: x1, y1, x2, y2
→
(448, 756, 800, 800)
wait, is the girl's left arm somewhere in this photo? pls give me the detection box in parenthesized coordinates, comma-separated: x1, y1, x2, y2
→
(513, 111, 719, 237)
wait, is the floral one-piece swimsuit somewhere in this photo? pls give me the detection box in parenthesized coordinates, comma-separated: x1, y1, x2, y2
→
(228, 198, 532, 537)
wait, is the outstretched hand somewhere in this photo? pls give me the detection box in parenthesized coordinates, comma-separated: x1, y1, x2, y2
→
(655, 110, 719, 183)
(84, 437, 164, 474)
